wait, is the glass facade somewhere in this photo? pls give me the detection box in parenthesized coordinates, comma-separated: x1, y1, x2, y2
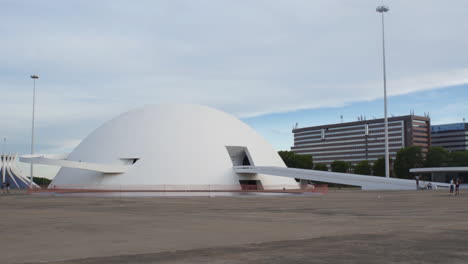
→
(432, 123, 467, 133)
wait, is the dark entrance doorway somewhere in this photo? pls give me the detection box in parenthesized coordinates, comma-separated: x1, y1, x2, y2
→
(239, 180, 263, 190)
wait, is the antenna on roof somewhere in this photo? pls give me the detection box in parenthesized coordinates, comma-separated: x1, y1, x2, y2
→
(340, 115, 343, 123)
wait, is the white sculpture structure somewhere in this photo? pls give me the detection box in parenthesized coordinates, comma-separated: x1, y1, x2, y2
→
(21, 104, 449, 191)
(1, 154, 39, 188)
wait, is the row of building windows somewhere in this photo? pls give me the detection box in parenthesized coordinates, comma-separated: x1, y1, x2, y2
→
(297, 146, 402, 156)
(295, 133, 404, 144)
(431, 132, 468, 139)
(292, 141, 403, 151)
(301, 151, 398, 160)
(293, 120, 405, 135)
(314, 154, 398, 164)
(433, 141, 468, 147)
(294, 137, 404, 148)
(293, 124, 403, 139)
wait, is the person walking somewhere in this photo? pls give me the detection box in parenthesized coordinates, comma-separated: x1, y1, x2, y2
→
(5, 181, 10, 194)
(450, 178, 454, 194)
(455, 178, 460, 196)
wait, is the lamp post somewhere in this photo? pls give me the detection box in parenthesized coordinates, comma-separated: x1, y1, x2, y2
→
(2, 137, 5, 183)
(30, 74, 39, 188)
(376, 5, 390, 178)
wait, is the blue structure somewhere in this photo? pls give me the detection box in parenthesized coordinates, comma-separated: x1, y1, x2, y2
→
(0, 154, 38, 189)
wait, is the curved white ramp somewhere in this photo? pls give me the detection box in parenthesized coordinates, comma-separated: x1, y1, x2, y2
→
(234, 166, 450, 190)
(20, 154, 129, 174)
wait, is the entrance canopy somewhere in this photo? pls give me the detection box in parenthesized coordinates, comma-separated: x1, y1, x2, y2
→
(410, 167, 468, 173)
(410, 167, 468, 184)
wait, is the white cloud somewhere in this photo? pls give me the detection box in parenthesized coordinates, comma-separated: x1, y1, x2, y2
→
(430, 101, 468, 125)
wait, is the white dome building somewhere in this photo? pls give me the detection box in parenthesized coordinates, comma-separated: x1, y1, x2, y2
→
(49, 104, 298, 191)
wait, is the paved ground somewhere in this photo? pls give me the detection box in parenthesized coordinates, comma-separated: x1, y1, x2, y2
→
(1, 190, 467, 264)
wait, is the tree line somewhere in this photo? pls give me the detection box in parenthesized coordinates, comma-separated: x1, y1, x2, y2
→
(394, 146, 468, 179)
(278, 146, 468, 179)
(278, 150, 385, 176)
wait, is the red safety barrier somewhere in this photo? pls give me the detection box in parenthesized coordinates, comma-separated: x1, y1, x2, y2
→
(27, 184, 328, 196)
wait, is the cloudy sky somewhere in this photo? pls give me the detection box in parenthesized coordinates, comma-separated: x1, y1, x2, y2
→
(1, 0, 468, 178)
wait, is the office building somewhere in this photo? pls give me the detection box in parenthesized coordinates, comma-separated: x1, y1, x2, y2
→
(291, 115, 431, 166)
(431, 123, 468, 152)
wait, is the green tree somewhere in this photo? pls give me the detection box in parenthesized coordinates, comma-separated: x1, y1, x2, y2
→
(424, 146, 450, 167)
(313, 163, 328, 171)
(33, 177, 52, 186)
(278, 151, 313, 169)
(394, 146, 423, 179)
(354, 160, 372, 175)
(449, 151, 468, 166)
(372, 157, 386, 177)
(330, 160, 350, 173)
(372, 157, 394, 177)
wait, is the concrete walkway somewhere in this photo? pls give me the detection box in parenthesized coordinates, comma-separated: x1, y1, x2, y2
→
(1, 190, 467, 264)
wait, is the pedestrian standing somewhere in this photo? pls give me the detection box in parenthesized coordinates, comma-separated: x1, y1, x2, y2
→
(455, 178, 460, 196)
(450, 178, 454, 194)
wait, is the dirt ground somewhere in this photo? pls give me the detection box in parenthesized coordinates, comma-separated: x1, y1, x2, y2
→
(1, 190, 467, 264)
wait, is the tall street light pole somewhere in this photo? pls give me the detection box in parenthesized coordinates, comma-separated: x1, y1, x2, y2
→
(376, 5, 390, 178)
(2, 137, 5, 183)
(30, 74, 39, 188)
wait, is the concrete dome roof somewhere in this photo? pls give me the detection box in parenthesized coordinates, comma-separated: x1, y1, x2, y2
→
(51, 104, 297, 190)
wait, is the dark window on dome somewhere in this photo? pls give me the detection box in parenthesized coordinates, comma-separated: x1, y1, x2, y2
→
(242, 155, 251, 166)
(120, 158, 140, 165)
